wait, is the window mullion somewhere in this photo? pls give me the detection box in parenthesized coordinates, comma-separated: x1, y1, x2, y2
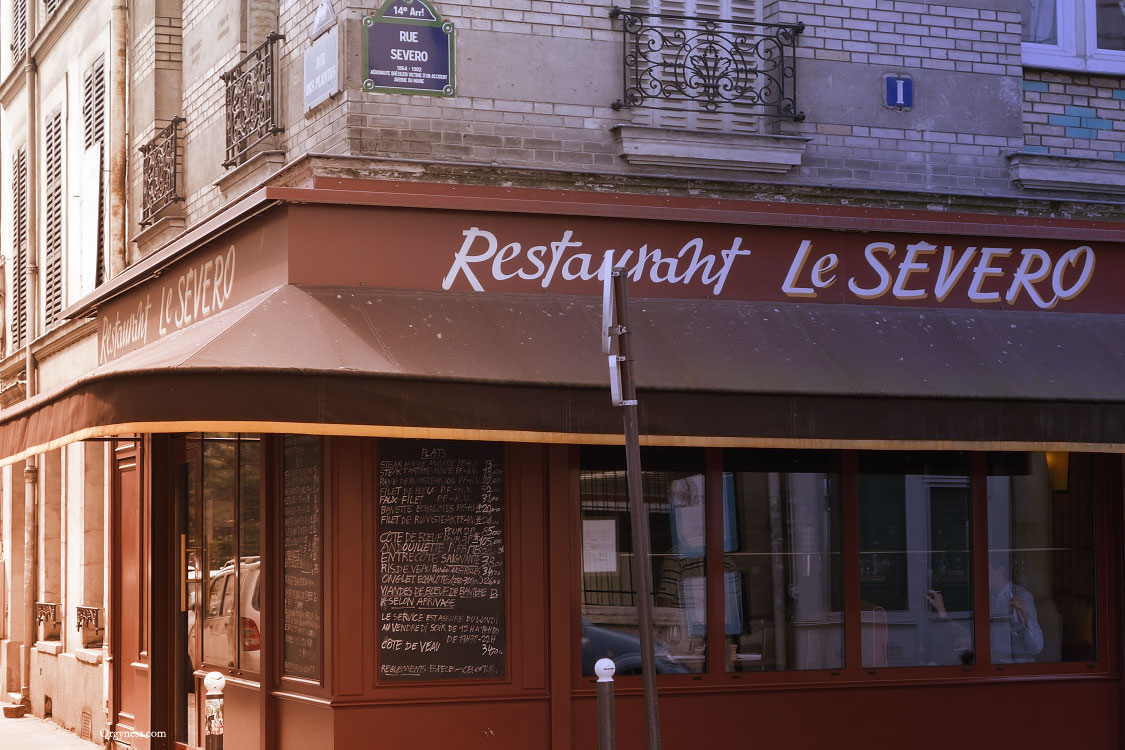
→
(841, 450, 862, 676)
(704, 448, 724, 676)
(970, 452, 992, 671)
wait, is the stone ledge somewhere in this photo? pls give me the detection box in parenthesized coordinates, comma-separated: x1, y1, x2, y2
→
(215, 149, 287, 197)
(1008, 152, 1125, 194)
(613, 126, 810, 173)
(73, 648, 105, 666)
(131, 212, 186, 255)
(34, 640, 64, 656)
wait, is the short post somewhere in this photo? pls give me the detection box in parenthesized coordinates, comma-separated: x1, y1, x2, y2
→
(203, 671, 225, 750)
(595, 658, 617, 750)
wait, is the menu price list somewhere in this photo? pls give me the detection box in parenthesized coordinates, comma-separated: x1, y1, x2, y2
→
(378, 440, 505, 681)
(282, 434, 322, 680)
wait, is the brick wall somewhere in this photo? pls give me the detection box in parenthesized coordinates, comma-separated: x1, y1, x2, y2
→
(1021, 71, 1125, 162)
(137, 0, 1125, 229)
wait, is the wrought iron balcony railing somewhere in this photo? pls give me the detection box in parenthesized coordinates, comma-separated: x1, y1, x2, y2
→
(610, 7, 805, 121)
(35, 601, 59, 626)
(76, 605, 102, 632)
(140, 117, 185, 226)
(221, 32, 285, 167)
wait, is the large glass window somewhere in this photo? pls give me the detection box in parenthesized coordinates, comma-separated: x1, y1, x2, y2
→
(859, 452, 973, 668)
(197, 433, 262, 674)
(580, 447, 706, 676)
(577, 447, 1112, 683)
(987, 452, 1097, 664)
(722, 450, 843, 672)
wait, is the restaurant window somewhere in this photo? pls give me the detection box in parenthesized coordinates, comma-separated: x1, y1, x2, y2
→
(580, 446, 706, 676)
(859, 452, 973, 668)
(199, 433, 262, 673)
(986, 452, 1097, 664)
(578, 447, 1112, 682)
(722, 450, 843, 671)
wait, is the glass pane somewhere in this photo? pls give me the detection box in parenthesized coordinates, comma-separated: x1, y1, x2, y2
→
(723, 450, 843, 672)
(1096, 0, 1125, 50)
(859, 452, 973, 668)
(987, 452, 1097, 663)
(238, 437, 262, 672)
(580, 447, 705, 676)
(203, 436, 237, 668)
(1020, 0, 1058, 44)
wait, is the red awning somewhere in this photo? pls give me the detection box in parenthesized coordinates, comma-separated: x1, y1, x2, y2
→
(2, 285, 1125, 463)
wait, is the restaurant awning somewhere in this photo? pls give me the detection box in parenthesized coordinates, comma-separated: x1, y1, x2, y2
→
(3, 284, 1125, 464)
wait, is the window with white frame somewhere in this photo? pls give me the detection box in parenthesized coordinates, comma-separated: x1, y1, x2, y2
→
(1020, 0, 1125, 74)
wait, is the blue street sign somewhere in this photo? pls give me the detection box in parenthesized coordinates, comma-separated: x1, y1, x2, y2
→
(885, 76, 913, 109)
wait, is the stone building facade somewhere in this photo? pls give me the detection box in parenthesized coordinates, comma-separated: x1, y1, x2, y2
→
(0, 0, 1123, 746)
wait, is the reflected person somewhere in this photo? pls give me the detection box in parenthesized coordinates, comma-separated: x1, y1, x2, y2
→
(925, 555, 1043, 664)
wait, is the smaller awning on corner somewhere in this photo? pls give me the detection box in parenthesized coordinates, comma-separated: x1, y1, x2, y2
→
(2, 284, 1125, 464)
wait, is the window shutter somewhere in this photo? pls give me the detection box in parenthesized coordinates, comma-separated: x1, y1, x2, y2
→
(11, 147, 28, 351)
(12, 0, 28, 58)
(628, 0, 761, 133)
(44, 0, 62, 15)
(83, 59, 106, 286)
(45, 110, 64, 329)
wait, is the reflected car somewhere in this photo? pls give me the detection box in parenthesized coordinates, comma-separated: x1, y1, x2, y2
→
(189, 557, 261, 673)
(580, 618, 690, 675)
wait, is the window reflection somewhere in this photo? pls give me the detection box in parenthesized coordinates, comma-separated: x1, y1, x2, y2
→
(1096, 0, 1125, 51)
(987, 452, 1096, 663)
(859, 452, 973, 668)
(580, 447, 705, 676)
(723, 450, 843, 672)
(198, 434, 264, 673)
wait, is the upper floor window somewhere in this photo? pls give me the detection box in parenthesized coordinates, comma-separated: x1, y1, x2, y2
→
(1021, 0, 1125, 74)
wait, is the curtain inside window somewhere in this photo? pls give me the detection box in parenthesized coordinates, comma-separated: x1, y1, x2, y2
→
(1021, 0, 1058, 44)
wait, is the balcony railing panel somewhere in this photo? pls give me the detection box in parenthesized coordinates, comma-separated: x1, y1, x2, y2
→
(222, 33, 285, 167)
(610, 7, 804, 121)
(140, 117, 185, 226)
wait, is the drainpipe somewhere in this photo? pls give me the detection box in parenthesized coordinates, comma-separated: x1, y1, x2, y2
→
(109, 0, 129, 278)
(19, 20, 41, 702)
(21, 459, 38, 705)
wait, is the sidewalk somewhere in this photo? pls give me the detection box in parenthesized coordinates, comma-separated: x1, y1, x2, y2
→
(0, 708, 98, 748)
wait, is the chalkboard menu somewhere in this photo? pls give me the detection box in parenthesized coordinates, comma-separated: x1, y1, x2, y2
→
(283, 435, 322, 680)
(378, 440, 505, 681)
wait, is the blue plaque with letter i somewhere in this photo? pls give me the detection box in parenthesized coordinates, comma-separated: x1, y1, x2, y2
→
(363, 0, 455, 97)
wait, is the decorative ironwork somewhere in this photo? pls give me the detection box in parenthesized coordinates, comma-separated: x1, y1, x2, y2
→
(76, 606, 101, 632)
(35, 601, 59, 626)
(610, 7, 804, 120)
(140, 117, 185, 226)
(221, 32, 285, 167)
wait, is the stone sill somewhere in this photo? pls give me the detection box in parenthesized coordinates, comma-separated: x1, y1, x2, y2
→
(74, 648, 105, 665)
(35, 640, 64, 655)
(613, 126, 810, 173)
(131, 211, 186, 249)
(216, 149, 287, 196)
(1008, 152, 1125, 194)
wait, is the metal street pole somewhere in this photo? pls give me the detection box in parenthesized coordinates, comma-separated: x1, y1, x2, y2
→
(610, 268, 662, 750)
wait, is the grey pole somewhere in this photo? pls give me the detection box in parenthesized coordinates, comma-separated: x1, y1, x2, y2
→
(204, 671, 225, 750)
(595, 658, 617, 750)
(611, 269, 663, 750)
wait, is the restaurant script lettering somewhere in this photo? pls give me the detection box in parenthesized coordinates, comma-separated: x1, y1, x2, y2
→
(99, 245, 237, 363)
(441, 226, 1096, 310)
(378, 440, 505, 681)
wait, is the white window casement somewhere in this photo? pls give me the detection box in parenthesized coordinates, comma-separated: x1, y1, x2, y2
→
(1020, 0, 1125, 74)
